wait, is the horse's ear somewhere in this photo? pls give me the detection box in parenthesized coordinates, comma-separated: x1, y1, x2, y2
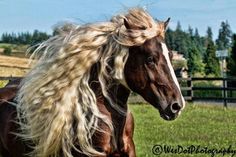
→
(164, 18, 171, 30)
(124, 18, 131, 29)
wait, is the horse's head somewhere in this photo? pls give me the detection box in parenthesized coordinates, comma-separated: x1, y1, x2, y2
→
(124, 18, 185, 121)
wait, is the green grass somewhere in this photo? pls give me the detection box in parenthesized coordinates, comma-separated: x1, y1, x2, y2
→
(0, 43, 29, 58)
(0, 43, 13, 47)
(129, 104, 236, 157)
(0, 43, 28, 50)
(0, 80, 8, 88)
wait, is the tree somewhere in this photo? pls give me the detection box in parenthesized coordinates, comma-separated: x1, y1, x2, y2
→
(205, 27, 212, 42)
(206, 27, 213, 41)
(188, 26, 193, 37)
(216, 21, 232, 50)
(165, 28, 175, 49)
(187, 46, 205, 76)
(194, 28, 200, 39)
(3, 47, 12, 56)
(1, 33, 12, 43)
(228, 34, 236, 76)
(204, 40, 220, 76)
(176, 21, 182, 32)
(173, 21, 190, 57)
(165, 23, 190, 58)
(1, 30, 50, 45)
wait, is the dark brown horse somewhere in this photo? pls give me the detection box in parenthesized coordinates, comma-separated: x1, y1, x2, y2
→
(0, 78, 28, 157)
(0, 8, 184, 157)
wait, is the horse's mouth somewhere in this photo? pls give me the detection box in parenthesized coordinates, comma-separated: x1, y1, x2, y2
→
(152, 103, 178, 121)
(160, 113, 171, 121)
(160, 110, 180, 121)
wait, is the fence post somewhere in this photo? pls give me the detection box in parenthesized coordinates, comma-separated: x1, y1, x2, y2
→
(223, 78, 227, 107)
(187, 77, 193, 101)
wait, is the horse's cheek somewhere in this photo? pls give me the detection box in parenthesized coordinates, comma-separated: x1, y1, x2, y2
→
(125, 65, 148, 92)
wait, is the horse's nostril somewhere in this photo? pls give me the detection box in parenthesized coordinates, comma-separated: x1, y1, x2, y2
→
(170, 102, 181, 113)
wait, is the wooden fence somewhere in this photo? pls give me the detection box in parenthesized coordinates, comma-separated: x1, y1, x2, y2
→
(178, 77, 236, 107)
(1, 77, 236, 107)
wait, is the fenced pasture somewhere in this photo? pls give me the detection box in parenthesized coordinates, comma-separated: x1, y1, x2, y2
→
(130, 104, 236, 157)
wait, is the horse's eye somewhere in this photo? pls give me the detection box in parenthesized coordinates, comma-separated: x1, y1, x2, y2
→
(146, 56, 155, 65)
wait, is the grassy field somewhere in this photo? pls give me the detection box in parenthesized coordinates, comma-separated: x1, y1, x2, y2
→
(0, 55, 30, 87)
(0, 43, 29, 58)
(0, 55, 31, 69)
(129, 103, 236, 157)
(0, 80, 8, 87)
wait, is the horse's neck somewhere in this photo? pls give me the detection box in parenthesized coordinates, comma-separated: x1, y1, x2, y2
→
(89, 64, 131, 150)
(89, 64, 131, 112)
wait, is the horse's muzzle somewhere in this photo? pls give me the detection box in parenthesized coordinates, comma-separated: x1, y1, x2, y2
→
(160, 101, 183, 121)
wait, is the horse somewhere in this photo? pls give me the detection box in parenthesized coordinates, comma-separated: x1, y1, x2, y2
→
(0, 8, 185, 157)
(0, 78, 29, 157)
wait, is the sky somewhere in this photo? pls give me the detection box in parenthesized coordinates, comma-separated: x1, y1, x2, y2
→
(0, 0, 236, 39)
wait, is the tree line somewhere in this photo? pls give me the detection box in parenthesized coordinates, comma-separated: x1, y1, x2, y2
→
(0, 22, 236, 78)
(0, 30, 50, 45)
(166, 21, 235, 78)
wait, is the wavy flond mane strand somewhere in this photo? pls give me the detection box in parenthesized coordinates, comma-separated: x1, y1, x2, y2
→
(16, 8, 163, 157)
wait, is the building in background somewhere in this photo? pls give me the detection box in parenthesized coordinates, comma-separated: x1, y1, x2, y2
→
(172, 51, 188, 78)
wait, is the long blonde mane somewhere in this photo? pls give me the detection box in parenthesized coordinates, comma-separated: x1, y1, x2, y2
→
(17, 8, 163, 157)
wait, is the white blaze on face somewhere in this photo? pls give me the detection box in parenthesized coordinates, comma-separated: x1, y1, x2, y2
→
(161, 42, 185, 109)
